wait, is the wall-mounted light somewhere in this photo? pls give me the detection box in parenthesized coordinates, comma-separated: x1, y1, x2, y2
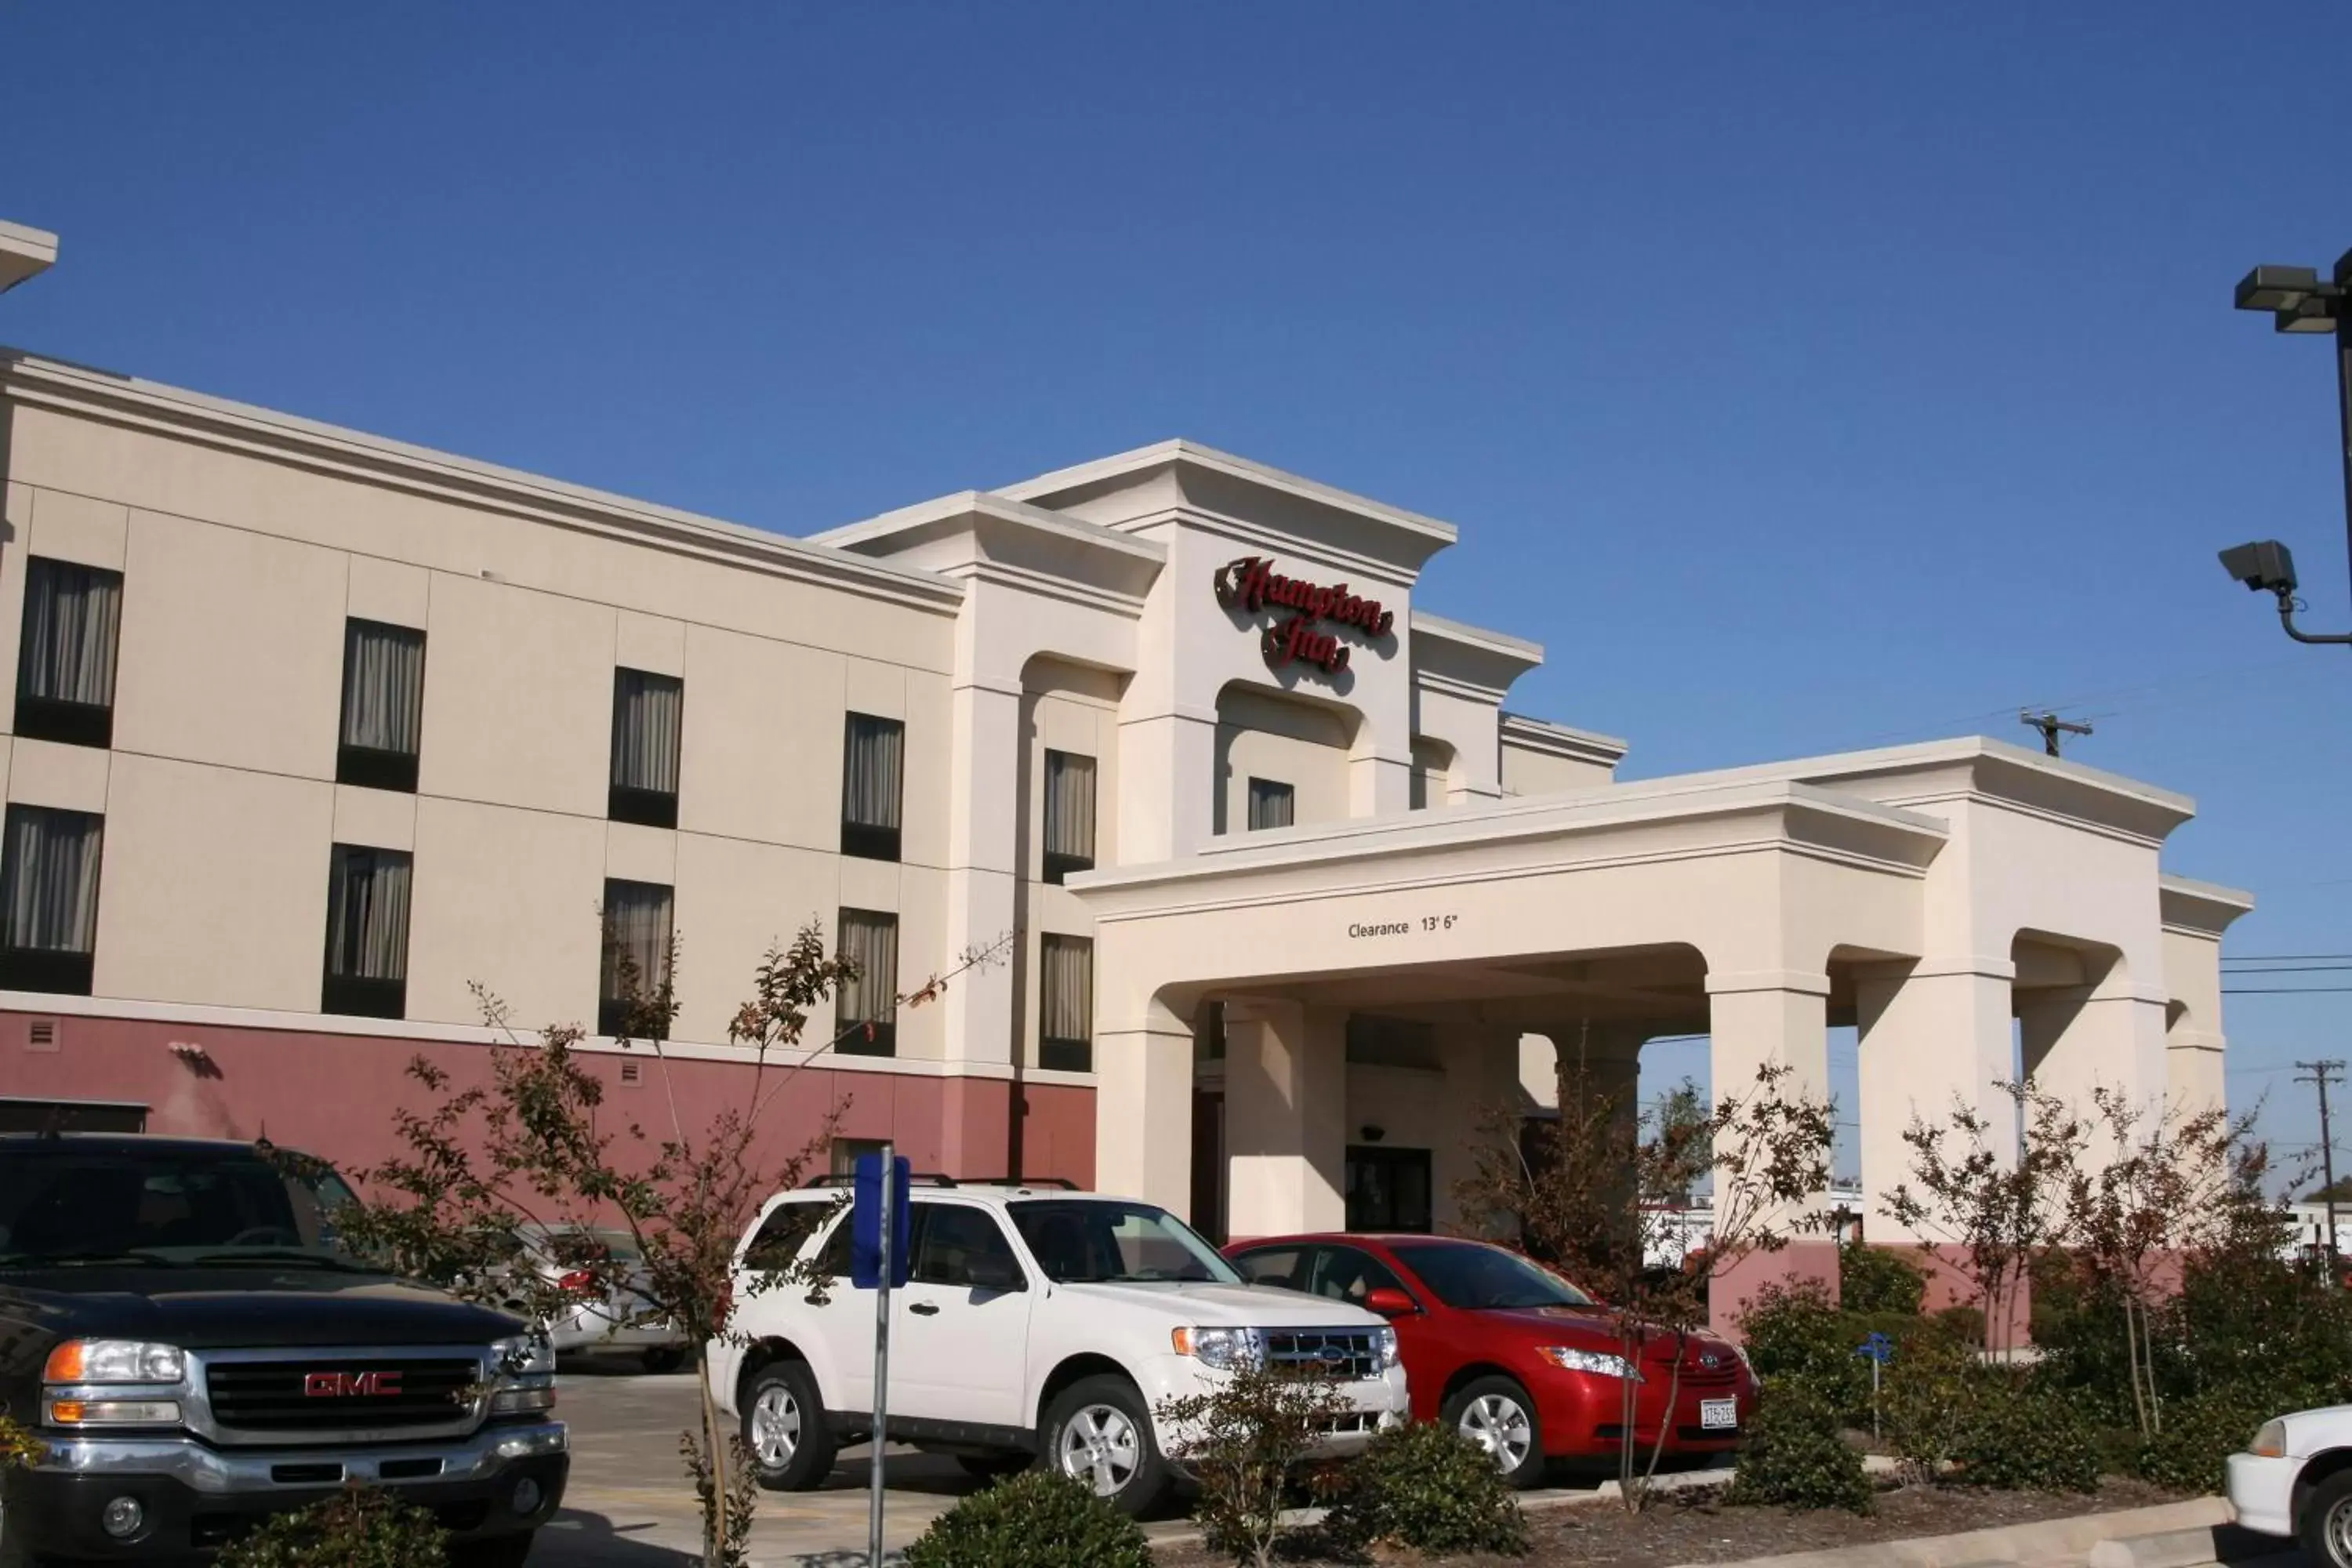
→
(1359, 1124, 1385, 1143)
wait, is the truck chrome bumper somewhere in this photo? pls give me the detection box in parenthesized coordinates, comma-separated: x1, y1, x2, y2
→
(33, 1419, 567, 1492)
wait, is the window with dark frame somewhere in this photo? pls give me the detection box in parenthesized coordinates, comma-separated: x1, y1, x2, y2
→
(608, 669, 683, 829)
(0, 805, 103, 996)
(1345, 1145, 1433, 1232)
(599, 879, 673, 1038)
(1246, 777, 1294, 832)
(1042, 750, 1097, 884)
(840, 713, 904, 861)
(1039, 933, 1094, 1073)
(15, 558, 123, 750)
(335, 619, 426, 792)
(321, 844, 412, 1019)
(836, 908, 898, 1056)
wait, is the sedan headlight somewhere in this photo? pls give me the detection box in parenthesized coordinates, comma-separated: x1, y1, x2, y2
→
(1171, 1327, 1265, 1370)
(2250, 1419, 2288, 1459)
(1535, 1345, 1643, 1381)
(1374, 1327, 1400, 1370)
(42, 1340, 185, 1385)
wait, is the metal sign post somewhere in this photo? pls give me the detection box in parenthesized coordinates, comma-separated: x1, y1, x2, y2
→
(869, 1141, 891, 1567)
(851, 1145, 911, 1566)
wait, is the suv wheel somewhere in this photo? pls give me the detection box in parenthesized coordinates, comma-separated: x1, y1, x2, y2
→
(1044, 1375, 1170, 1516)
(742, 1360, 837, 1491)
(1443, 1374, 1546, 1488)
(2303, 1470, 2352, 1567)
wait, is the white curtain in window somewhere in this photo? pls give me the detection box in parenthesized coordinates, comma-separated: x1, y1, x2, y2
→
(1044, 752, 1096, 862)
(601, 880, 673, 1000)
(1, 807, 103, 953)
(1040, 935, 1094, 1044)
(837, 909, 898, 1024)
(20, 560, 122, 707)
(326, 847, 412, 980)
(611, 670, 683, 794)
(1247, 779, 1295, 831)
(340, 622, 425, 755)
(842, 715, 903, 829)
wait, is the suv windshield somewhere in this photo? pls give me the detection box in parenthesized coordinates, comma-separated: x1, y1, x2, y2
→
(1391, 1242, 1594, 1311)
(1006, 1200, 1240, 1285)
(0, 1145, 363, 1268)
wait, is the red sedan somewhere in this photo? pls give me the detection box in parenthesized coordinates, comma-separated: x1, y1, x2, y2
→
(1225, 1232, 1754, 1486)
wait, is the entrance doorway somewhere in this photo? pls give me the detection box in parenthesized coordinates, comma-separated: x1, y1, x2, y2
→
(1345, 1145, 1431, 1232)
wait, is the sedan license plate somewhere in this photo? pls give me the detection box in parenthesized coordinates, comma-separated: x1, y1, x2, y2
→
(1700, 1398, 1738, 1430)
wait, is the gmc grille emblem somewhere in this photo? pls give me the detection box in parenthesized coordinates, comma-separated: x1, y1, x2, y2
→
(303, 1370, 404, 1399)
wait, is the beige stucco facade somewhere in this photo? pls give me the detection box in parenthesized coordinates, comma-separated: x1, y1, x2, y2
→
(0, 335, 2252, 1305)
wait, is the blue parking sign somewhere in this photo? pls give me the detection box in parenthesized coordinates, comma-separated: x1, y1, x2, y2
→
(851, 1152, 913, 1290)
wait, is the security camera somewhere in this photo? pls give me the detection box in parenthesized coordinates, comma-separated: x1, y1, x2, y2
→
(2219, 539, 2299, 595)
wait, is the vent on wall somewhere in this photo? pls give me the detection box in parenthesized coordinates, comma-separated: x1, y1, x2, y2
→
(25, 1019, 58, 1052)
(619, 1059, 642, 1085)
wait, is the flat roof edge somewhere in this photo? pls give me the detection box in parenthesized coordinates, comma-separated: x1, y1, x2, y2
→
(999, 438, 1460, 546)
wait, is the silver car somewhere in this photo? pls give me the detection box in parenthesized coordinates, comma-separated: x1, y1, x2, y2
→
(503, 1223, 688, 1372)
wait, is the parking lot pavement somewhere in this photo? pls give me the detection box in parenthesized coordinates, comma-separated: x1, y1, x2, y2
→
(543, 1364, 997, 1566)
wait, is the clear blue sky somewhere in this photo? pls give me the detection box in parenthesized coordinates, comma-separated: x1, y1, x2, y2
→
(5, 4, 2349, 1183)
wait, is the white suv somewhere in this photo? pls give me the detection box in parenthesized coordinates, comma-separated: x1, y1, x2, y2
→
(707, 1180, 1409, 1514)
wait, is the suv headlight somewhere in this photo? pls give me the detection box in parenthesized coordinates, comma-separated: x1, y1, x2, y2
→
(488, 1333, 559, 1417)
(1535, 1345, 1643, 1381)
(1375, 1327, 1400, 1370)
(43, 1340, 185, 1385)
(1171, 1327, 1265, 1371)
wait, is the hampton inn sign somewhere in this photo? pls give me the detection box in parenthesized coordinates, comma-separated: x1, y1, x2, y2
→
(1213, 555, 1397, 676)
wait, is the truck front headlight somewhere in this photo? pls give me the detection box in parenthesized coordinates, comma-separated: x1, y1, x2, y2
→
(42, 1340, 185, 1385)
(1171, 1327, 1265, 1371)
(488, 1332, 558, 1416)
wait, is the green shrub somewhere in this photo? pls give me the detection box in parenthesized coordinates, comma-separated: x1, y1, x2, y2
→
(1840, 1244, 1927, 1316)
(1951, 1380, 2100, 1493)
(1739, 1279, 1873, 1419)
(1322, 1419, 1528, 1557)
(213, 1487, 448, 1568)
(0, 1414, 42, 1471)
(903, 1469, 1152, 1568)
(1882, 1333, 1988, 1481)
(1726, 1384, 1875, 1514)
(2136, 1385, 2279, 1496)
(1158, 1365, 1346, 1568)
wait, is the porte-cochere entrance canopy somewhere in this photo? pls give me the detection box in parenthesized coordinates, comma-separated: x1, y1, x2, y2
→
(1069, 735, 2249, 1313)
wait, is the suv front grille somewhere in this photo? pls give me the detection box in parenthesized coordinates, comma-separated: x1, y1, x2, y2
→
(205, 1357, 481, 1432)
(1263, 1328, 1383, 1381)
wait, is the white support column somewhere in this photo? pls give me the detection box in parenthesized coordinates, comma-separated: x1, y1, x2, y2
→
(2020, 981, 2172, 1153)
(1705, 971, 1837, 1331)
(942, 681, 1022, 1072)
(1117, 708, 1218, 862)
(1348, 749, 1412, 819)
(1225, 1001, 1348, 1240)
(1854, 960, 2017, 1246)
(1093, 1019, 1196, 1219)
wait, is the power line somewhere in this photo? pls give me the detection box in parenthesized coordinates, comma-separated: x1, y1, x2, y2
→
(2224, 965, 2352, 975)
(2226, 987, 2352, 994)
(2224, 953, 2352, 963)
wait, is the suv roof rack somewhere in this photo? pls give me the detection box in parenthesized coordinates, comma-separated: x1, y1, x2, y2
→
(795, 1172, 1081, 1191)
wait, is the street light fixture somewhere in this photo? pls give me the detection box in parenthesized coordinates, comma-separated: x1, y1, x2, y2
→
(2219, 249, 2352, 645)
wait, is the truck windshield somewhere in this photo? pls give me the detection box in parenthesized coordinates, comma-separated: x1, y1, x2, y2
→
(1006, 1200, 1241, 1285)
(0, 1145, 364, 1267)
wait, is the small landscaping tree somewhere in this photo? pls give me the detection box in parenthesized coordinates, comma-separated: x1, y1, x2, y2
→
(1156, 1364, 1347, 1568)
(1454, 1039, 1836, 1509)
(212, 1486, 449, 1568)
(1321, 1419, 1529, 1557)
(1880, 1080, 2085, 1359)
(903, 1468, 1152, 1568)
(335, 915, 1012, 1568)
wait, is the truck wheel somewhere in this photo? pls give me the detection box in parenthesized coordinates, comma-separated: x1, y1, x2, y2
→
(448, 1535, 536, 1568)
(1443, 1375, 1546, 1488)
(742, 1360, 836, 1492)
(2302, 1469, 2352, 1567)
(1043, 1375, 1171, 1516)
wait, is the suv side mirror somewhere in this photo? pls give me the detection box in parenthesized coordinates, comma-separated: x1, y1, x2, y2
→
(1363, 1286, 1417, 1318)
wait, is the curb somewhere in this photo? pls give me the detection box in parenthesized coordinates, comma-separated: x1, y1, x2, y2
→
(1679, 1497, 2233, 1568)
(2085, 1523, 2296, 1568)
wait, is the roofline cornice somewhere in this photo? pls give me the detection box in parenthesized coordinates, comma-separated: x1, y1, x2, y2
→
(809, 488, 1168, 567)
(0, 349, 965, 613)
(1499, 711, 1631, 766)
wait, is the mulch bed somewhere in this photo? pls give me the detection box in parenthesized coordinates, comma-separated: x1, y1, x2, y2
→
(1152, 1477, 2187, 1566)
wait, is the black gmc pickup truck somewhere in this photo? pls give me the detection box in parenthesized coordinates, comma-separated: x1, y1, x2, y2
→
(0, 1134, 566, 1566)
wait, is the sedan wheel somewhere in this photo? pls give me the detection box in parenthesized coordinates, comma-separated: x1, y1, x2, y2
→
(1057, 1403, 1140, 1497)
(1443, 1375, 1546, 1488)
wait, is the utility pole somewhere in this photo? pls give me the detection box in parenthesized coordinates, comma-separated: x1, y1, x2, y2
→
(2020, 710, 2093, 757)
(2299, 1059, 2346, 1281)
